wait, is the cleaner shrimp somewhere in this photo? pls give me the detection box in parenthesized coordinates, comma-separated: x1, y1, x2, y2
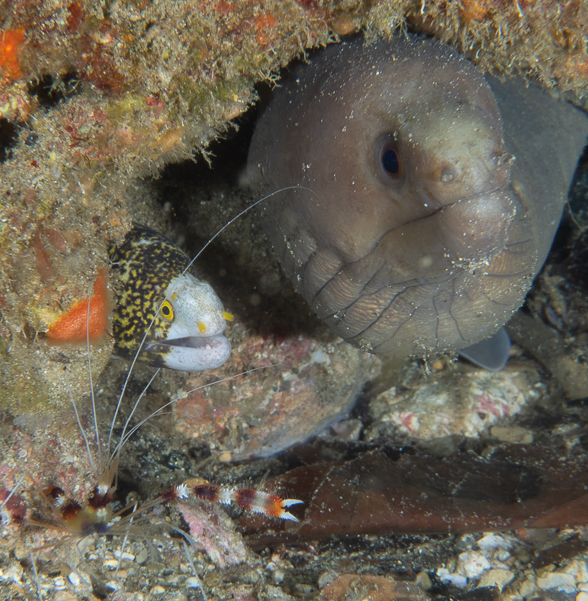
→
(0, 370, 300, 599)
(0, 188, 309, 600)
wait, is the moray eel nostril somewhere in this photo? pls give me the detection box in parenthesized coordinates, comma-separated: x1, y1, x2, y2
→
(109, 224, 231, 371)
(248, 35, 588, 368)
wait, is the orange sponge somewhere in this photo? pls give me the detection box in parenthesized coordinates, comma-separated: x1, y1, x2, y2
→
(47, 269, 110, 343)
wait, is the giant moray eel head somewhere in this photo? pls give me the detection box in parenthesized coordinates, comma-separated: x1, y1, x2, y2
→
(248, 35, 588, 365)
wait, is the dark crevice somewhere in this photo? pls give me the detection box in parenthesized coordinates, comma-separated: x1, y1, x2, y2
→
(27, 70, 81, 108)
(0, 118, 18, 162)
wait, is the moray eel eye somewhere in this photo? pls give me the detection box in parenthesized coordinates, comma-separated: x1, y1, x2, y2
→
(375, 133, 404, 183)
(160, 300, 174, 321)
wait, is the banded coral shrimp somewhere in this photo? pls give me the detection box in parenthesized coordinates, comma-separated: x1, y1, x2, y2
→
(0, 417, 298, 597)
(0, 348, 302, 600)
(0, 191, 312, 601)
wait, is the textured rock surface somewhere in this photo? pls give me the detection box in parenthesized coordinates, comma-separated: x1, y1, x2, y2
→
(1, 0, 586, 411)
(174, 333, 379, 459)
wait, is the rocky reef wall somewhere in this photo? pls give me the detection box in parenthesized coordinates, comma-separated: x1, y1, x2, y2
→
(0, 0, 586, 411)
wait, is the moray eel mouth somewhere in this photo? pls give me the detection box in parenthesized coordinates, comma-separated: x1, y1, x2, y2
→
(144, 333, 232, 371)
(150, 335, 228, 350)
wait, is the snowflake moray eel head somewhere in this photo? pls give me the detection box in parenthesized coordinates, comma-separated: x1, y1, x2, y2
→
(109, 224, 232, 371)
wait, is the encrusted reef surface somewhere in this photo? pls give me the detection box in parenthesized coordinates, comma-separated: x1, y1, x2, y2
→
(1, 2, 588, 600)
(0, 0, 587, 412)
(1, 0, 338, 412)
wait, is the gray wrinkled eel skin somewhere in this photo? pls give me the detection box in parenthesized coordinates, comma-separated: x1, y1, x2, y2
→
(248, 35, 588, 361)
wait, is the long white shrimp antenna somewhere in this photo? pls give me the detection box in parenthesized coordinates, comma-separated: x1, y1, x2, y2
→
(181, 538, 208, 601)
(182, 185, 316, 276)
(66, 372, 96, 476)
(85, 293, 103, 473)
(67, 285, 104, 478)
(109, 368, 160, 463)
(110, 366, 276, 463)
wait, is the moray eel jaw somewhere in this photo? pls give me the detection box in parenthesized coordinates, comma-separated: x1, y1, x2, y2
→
(145, 273, 231, 371)
(145, 335, 231, 371)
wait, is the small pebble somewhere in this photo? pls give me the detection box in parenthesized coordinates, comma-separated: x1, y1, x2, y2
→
(490, 425, 534, 444)
(293, 583, 314, 595)
(577, 592, 588, 601)
(436, 568, 468, 588)
(135, 548, 149, 565)
(496, 549, 511, 562)
(567, 560, 588, 584)
(2, 563, 24, 581)
(456, 534, 478, 551)
(77, 538, 94, 554)
(186, 576, 203, 589)
(150, 585, 166, 595)
(103, 559, 120, 569)
(519, 575, 536, 598)
(478, 568, 515, 591)
(458, 550, 492, 578)
(54, 592, 77, 601)
(416, 571, 433, 591)
(537, 572, 577, 593)
(271, 567, 286, 584)
(477, 533, 513, 552)
(67, 572, 81, 587)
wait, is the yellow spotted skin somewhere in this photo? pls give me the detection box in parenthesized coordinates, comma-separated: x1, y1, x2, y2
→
(109, 224, 192, 365)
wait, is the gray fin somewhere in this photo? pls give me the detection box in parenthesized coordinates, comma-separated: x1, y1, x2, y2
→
(458, 328, 511, 372)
